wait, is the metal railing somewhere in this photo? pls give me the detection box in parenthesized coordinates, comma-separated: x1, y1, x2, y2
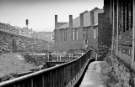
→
(0, 50, 92, 87)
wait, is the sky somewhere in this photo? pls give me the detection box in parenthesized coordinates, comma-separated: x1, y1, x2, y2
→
(0, 0, 103, 32)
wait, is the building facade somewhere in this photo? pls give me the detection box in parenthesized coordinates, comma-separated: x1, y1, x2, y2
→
(54, 7, 103, 51)
(18, 27, 33, 37)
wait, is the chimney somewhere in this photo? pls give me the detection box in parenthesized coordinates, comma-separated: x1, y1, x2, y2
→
(90, 11, 94, 25)
(69, 15, 73, 28)
(55, 15, 58, 29)
(80, 13, 84, 28)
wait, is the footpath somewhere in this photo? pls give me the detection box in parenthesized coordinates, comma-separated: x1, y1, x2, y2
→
(79, 61, 111, 87)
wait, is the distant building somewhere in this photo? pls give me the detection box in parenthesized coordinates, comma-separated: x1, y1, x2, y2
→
(32, 32, 54, 42)
(18, 27, 33, 37)
(0, 22, 33, 37)
(54, 7, 103, 51)
(0, 23, 19, 35)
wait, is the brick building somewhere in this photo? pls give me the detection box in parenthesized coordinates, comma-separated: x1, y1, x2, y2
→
(18, 27, 33, 37)
(54, 7, 103, 51)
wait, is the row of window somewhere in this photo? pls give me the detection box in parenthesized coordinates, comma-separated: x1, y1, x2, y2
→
(59, 29, 79, 41)
(55, 27, 97, 42)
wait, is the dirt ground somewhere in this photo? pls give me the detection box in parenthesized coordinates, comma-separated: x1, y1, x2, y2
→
(0, 53, 36, 78)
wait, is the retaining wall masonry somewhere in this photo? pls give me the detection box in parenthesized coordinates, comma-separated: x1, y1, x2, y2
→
(105, 55, 135, 87)
(0, 31, 48, 53)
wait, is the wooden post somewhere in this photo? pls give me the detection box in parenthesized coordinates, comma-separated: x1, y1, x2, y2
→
(132, 0, 135, 64)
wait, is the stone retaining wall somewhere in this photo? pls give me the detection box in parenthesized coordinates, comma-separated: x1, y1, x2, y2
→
(105, 55, 135, 87)
(0, 31, 48, 53)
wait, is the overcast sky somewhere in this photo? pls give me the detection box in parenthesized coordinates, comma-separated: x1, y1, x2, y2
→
(0, 0, 103, 32)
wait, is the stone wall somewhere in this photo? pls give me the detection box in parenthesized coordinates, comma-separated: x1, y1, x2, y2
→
(0, 31, 48, 53)
(105, 55, 135, 87)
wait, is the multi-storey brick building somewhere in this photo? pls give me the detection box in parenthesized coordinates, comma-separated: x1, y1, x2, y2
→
(54, 7, 103, 51)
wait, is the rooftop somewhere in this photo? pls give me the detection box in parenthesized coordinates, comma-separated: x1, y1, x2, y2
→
(56, 7, 103, 29)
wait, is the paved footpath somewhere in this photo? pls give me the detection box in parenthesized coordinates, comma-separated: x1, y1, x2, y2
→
(79, 61, 110, 87)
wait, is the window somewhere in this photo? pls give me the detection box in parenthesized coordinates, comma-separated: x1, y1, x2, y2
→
(76, 31, 78, 40)
(72, 30, 75, 40)
(85, 40, 88, 44)
(64, 30, 67, 41)
(72, 29, 78, 40)
(83, 33, 86, 40)
(93, 29, 97, 39)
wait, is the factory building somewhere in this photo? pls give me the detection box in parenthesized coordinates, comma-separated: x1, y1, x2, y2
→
(54, 7, 103, 51)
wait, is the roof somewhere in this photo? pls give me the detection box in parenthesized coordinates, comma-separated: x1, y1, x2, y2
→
(57, 16, 81, 29)
(56, 7, 103, 29)
(58, 23, 69, 29)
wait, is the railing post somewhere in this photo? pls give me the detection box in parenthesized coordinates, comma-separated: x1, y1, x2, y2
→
(31, 79, 33, 87)
(42, 75, 45, 87)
